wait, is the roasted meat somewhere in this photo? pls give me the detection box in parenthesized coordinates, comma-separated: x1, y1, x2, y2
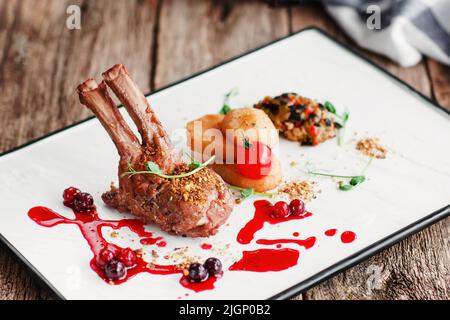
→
(254, 93, 337, 145)
(77, 64, 233, 237)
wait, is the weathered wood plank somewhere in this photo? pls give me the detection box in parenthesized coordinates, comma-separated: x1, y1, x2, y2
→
(0, 0, 158, 299)
(290, 3, 449, 300)
(154, 0, 290, 88)
(427, 59, 450, 110)
(0, 0, 157, 153)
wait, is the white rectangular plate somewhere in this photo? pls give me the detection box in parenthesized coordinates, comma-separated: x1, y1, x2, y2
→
(1, 28, 449, 300)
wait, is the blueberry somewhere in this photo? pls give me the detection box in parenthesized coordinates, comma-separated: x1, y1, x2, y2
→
(204, 258, 222, 276)
(188, 263, 208, 282)
(104, 260, 126, 281)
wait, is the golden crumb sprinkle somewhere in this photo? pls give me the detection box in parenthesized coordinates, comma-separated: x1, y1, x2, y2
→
(356, 138, 387, 159)
(110, 231, 119, 238)
(169, 163, 221, 204)
(279, 180, 318, 202)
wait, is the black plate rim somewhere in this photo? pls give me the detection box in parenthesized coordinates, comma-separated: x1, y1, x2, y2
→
(1, 27, 449, 300)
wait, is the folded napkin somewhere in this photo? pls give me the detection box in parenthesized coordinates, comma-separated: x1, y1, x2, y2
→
(267, 0, 450, 67)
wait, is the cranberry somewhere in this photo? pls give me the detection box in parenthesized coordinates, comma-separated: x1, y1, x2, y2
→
(63, 187, 80, 205)
(73, 192, 94, 212)
(204, 257, 222, 276)
(188, 263, 208, 283)
(117, 248, 136, 267)
(104, 260, 126, 281)
(272, 201, 290, 218)
(289, 199, 306, 216)
(96, 248, 115, 268)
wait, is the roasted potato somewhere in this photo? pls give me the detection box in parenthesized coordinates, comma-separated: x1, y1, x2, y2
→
(187, 108, 282, 192)
(187, 114, 225, 157)
(220, 108, 279, 148)
(211, 157, 281, 192)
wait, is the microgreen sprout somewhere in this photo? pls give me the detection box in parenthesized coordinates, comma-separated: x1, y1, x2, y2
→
(122, 155, 215, 179)
(228, 185, 278, 200)
(307, 158, 373, 191)
(219, 87, 239, 115)
(324, 101, 350, 145)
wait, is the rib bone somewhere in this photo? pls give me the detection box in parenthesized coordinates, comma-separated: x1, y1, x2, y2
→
(77, 79, 140, 160)
(103, 64, 179, 172)
(77, 66, 234, 237)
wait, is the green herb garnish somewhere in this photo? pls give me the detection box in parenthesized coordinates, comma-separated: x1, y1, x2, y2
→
(219, 105, 232, 115)
(122, 156, 215, 179)
(324, 101, 350, 145)
(229, 185, 277, 200)
(184, 152, 203, 169)
(324, 101, 336, 114)
(219, 87, 239, 115)
(243, 137, 252, 149)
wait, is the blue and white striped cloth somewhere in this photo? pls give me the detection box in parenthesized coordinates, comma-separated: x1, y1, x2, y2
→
(268, 0, 450, 67)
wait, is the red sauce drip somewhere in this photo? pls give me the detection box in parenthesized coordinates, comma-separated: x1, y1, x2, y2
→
(341, 231, 356, 243)
(325, 228, 337, 237)
(237, 200, 312, 245)
(179, 275, 219, 292)
(27, 206, 210, 292)
(156, 241, 167, 247)
(140, 236, 163, 245)
(256, 236, 316, 250)
(229, 248, 299, 272)
(293, 232, 299, 237)
(200, 243, 213, 250)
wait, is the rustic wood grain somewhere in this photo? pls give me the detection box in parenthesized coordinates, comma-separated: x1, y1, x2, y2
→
(154, 0, 290, 88)
(290, 3, 449, 300)
(0, 0, 158, 299)
(427, 59, 450, 110)
(0, 0, 157, 154)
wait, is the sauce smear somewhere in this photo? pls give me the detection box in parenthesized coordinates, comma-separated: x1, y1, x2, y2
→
(341, 231, 356, 243)
(325, 229, 337, 237)
(256, 236, 316, 249)
(229, 248, 299, 272)
(179, 275, 219, 292)
(27, 206, 215, 292)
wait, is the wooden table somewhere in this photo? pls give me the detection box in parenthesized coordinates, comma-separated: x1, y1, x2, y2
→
(0, 0, 448, 300)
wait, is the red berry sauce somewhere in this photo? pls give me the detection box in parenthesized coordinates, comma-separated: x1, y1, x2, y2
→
(201, 243, 213, 250)
(27, 206, 180, 285)
(325, 228, 337, 237)
(340, 231, 357, 243)
(237, 200, 312, 245)
(28, 190, 357, 294)
(229, 248, 299, 272)
(179, 275, 219, 292)
(256, 236, 316, 250)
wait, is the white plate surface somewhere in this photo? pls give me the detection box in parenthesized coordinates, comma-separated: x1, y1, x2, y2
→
(1, 29, 449, 300)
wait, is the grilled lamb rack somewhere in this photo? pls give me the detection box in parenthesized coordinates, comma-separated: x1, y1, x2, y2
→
(77, 64, 233, 237)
